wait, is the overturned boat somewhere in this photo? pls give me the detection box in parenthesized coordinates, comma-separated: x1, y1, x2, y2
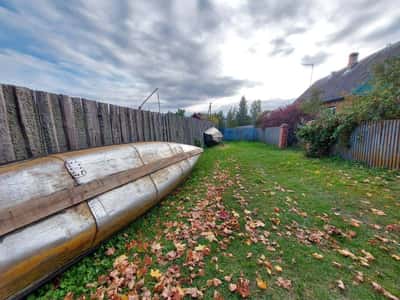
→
(0, 142, 202, 299)
(204, 127, 223, 146)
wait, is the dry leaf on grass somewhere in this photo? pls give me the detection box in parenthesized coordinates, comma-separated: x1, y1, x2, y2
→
(105, 247, 116, 256)
(276, 277, 292, 290)
(371, 282, 399, 300)
(236, 277, 250, 298)
(256, 277, 268, 289)
(312, 252, 324, 260)
(336, 280, 345, 290)
(371, 208, 386, 216)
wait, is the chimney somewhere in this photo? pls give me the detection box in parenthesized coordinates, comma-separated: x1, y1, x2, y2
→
(348, 52, 359, 68)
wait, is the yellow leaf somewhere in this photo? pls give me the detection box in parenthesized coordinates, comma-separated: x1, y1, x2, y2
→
(150, 269, 162, 279)
(274, 265, 283, 273)
(194, 244, 206, 251)
(312, 252, 324, 260)
(256, 277, 268, 289)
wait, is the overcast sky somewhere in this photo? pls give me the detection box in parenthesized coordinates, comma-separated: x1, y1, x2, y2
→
(0, 1, 399, 113)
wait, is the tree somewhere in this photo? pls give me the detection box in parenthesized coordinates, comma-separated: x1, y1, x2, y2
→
(226, 106, 237, 128)
(300, 88, 323, 116)
(236, 96, 251, 126)
(216, 110, 225, 130)
(176, 108, 185, 117)
(250, 100, 262, 125)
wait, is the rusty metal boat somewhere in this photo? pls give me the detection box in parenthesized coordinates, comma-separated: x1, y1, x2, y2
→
(0, 142, 202, 299)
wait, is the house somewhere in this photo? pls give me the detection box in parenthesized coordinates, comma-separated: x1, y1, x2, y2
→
(296, 41, 400, 112)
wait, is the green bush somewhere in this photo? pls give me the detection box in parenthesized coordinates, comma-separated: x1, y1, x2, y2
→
(297, 56, 400, 157)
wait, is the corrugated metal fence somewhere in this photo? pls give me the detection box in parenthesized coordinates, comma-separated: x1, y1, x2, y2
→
(257, 127, 281, 145)
(222, 126, 281, 146)
(0, 84, 213, 165)
(336, 120, 400, 169)
(223, 127, 258, 141)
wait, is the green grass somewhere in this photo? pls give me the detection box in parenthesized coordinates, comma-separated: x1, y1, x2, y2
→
(30, 142, 400, 299)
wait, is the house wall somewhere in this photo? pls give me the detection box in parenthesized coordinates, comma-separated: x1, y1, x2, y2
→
(323, 97, 354, 113)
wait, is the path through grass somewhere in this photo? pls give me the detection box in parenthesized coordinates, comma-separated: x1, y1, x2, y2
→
(31, 142, 400, 299)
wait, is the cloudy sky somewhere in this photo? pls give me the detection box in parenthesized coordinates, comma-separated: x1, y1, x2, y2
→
(0, 1, 399, 113)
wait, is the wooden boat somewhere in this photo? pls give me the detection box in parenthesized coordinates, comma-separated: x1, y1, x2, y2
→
(0, 142, 202, 299)
(204, 127, 223, 146)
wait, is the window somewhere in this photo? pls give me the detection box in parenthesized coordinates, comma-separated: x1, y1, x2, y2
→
(327, 106, 336, 113)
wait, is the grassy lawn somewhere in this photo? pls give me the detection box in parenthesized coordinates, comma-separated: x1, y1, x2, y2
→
(30, 142, 400, 300)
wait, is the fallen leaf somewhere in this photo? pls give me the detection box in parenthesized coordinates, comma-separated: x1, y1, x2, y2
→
(256, 277, 268, 290)
(236, 277, 250, 298)
(312, 253, 324, 260)
(371, 208, 386, 216)
(207, 278, 222, 287)
(353, 271, 364, 285)
(276, 277, 292, 290)
(184, 287, 203, 298)
(105, 247, 116, 256)
(332, 261, 342, 268)
(371, 281, 399, 300)
(229, 283, 237, 292)
(336, 280, 345, 290)
(150, 269, 162, 280)
(64, 292, 74, 300)
(391, 254, 400, 261)
(213, 290, 224, 300)
(274, 265, 283, 273)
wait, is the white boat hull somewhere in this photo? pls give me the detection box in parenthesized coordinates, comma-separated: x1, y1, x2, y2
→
(0, 142, 202, 299)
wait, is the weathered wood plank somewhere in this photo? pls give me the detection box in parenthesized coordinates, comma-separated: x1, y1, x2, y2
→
(128, 108, 138, 142)
(82, 99, 102, 147)
(142, 110, 150, 141)
(110, 104, 122, 144)
(35, 91, 63, 153)
(59, 94, 78, 150)
(0, 85, 15, 163)
(71, 97, 88, 149)
(136, 109, 144, 141)
(98, 102, 112, 146)
(119, 107, 130, 143)
(2, 85, 28, 161)
(15, 86, 46, 157)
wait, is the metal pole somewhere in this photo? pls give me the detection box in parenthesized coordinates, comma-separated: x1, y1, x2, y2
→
(157, 90, 160, 113)
(138, 88, 158, 110)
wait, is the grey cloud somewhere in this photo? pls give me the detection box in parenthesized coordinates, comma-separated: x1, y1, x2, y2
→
(269, 37, 295, 56)
(246, 0, 314, 25)
(0, 0, 256, 110)
(361, 16, 400, 44)
(301, 51, 330, 66)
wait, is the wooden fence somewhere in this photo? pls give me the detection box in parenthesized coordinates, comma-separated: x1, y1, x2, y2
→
(0, 84, 213, 165)
(335, 120, 400, 169)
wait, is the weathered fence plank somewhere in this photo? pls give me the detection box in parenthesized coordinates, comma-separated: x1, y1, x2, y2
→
(110, 104, 122, 144)
(15, 86, 46, 157)
(71, 97, 88, 149)
(119, 106, 130, 143)
(82, 99, 101, 147)
(98, 102, 113, 146)
(0, 86, 15, 163)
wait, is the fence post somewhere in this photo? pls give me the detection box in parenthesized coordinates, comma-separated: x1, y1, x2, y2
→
(278, 123, 288, 149)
